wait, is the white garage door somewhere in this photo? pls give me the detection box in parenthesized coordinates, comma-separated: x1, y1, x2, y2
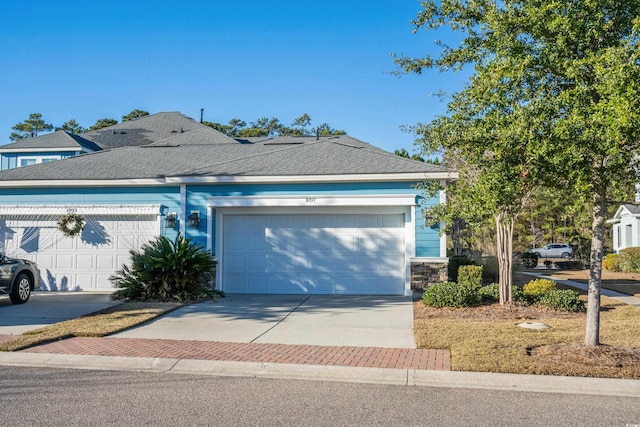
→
(222, 213, 406, 295)
(0, 212, 158, 291)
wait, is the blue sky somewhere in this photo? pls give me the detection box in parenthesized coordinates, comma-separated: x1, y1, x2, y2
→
(1, 1, 465, 154)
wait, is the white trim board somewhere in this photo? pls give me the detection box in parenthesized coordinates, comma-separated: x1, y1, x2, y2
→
(0, 204, 161, 216)
(208, 194, 417, 208)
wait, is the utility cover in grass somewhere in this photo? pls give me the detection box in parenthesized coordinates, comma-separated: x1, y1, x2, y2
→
(517, 322, 551, 330)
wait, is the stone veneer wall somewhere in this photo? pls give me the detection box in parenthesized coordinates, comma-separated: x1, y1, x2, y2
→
(411, 262, 448, 290)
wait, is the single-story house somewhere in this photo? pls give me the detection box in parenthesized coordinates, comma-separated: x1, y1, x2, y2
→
(0, 112, 456, 296)
(608, 204, 640, 252)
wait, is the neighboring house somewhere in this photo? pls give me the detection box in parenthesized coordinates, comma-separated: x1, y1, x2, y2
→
(0, 112, 207, 170)
(0, 112, 456, 296)
(608, 204, 640, 252)
(0, 130, 101, 169)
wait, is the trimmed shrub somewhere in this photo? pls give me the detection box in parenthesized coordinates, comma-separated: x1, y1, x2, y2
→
(447, 255, 474, 282)
(422, 282, 480, 308)
(539, 289, 586, 312)
(478, 283, 500, 302)
(523, 278, 557, 301)
(512, 286, 527, 303)
(457, 265, 483, 289)
(111, 234, 218, 302)
(603, 253, 621, 272)
(618, 247, 640, 273)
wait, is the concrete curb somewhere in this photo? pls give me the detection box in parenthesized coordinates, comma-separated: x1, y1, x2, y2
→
(410, 370, 640, 397)
(2, 352, 639, 397)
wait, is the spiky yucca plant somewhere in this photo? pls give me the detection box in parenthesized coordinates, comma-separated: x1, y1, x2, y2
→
(110, 234, 217, 302)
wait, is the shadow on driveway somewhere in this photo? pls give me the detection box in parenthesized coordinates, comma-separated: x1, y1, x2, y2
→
(0, 292, 121, 335)
(114, 294, 416, 348)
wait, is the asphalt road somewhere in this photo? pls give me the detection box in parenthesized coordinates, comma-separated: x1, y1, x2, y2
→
(1, 367, 639, 426)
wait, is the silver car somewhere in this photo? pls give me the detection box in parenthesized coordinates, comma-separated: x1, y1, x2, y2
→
(528, 243, 573, 259)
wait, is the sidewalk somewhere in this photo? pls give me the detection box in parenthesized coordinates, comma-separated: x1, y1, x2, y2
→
(1, 337, 639, 397)
(10, 336, 450, 370)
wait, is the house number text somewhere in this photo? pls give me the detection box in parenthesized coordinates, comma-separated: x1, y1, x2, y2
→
(306, 198, 317, 203)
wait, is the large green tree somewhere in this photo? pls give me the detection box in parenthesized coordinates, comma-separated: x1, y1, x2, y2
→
(10, 113, 54, 141)
(397, 0, 640, 345)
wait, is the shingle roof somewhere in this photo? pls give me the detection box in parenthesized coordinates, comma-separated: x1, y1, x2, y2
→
(622, 204, 640, 215)
(82, 112, 210, 149)
(148, 126, 239, 146)
(0, 129, 452, 182)
(0, 111, 455, 184)
(0, 130, 101, 152)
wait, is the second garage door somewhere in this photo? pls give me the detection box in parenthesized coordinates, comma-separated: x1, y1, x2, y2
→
(0, 208, 159, 291)
(221, 213, 406, 295)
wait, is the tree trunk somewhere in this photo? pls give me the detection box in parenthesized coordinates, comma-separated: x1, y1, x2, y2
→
(496, 212, 514, 304)
(585, 187, 606, 346)
(451, 218, 465, 256)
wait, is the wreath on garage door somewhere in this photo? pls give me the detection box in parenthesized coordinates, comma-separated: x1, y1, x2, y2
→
(57, 213, 85, 237)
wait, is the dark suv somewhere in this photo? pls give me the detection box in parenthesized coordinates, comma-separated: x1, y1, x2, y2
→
(0, 253, 41, 304)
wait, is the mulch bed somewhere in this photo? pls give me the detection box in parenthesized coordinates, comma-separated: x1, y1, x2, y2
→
(413, 300, 583, 320)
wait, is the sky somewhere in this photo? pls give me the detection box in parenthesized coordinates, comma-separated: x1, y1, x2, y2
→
(0, 1, 466, 154)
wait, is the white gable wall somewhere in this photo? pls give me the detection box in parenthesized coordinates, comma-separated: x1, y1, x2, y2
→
(612, 215, 640, 252)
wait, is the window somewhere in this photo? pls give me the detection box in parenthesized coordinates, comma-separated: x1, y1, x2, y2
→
(19, 158, 36, 167)
(17, 156, 60, 168)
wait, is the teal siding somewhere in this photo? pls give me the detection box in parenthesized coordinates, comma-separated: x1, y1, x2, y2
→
(0, 151, 81, 170)
(415, 194, 442, 258)
(0, 181, 444, 258)
(0, 186, 179, 205)
(187, 182, 420, 196)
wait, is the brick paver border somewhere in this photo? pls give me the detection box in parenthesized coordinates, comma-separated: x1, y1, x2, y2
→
(19, 337, 451, 371)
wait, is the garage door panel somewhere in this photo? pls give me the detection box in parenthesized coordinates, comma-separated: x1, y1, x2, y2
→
(117, 235, 135, 250)
(96, 274, 112, 288)
(56, 254, 74, 269)
(224, 254, 246, 273)
(76, 274, 94, 289)
(57, 237, 74, 250)
(225, 274, 269, 293)
(36, 254, 54, 269)
(96, 255, 115, 269)
(265, 275, 333, 294)
(265, 253, 294, 272)
(222, 213, 405, 295)
(381, 215, 404, 228)
(77, 254, 94, 269)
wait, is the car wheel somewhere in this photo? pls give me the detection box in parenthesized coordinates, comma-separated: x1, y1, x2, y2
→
(9, 273, 32, 304)
(561, 252, 571, 259)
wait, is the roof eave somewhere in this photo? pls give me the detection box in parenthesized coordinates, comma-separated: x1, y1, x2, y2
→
(0, 147, 87, 154)
(0, 178, 169, 188)
(165, 172, 458, 184)
(0, 171, 458, 188)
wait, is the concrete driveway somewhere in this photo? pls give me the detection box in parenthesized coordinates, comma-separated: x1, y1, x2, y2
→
(0, 292, 121, 335)
(114, 294, 417, 348)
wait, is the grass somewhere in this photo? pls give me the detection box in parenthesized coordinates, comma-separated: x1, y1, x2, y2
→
(414, 296, 640, 379)
(0, 302, 181, 352)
